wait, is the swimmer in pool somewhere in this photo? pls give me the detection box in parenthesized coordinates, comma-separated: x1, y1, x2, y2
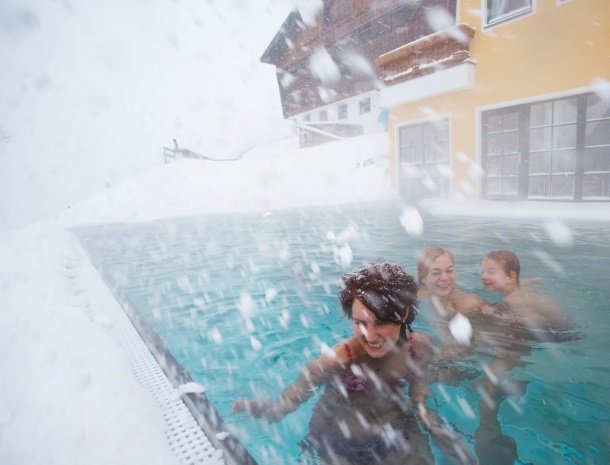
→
(417, 246, 526, 465)
(475, 249, 577, 465)
(418, 245, 488, 319)
(416, 246, 495, 385)
(480, 249, 573, 340)
(417, 246, 487, 349)
(233, 262, 476, 465)
(476, 249, 577, 403)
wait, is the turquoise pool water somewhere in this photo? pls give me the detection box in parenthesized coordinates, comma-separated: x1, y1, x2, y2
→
(76, 202, 610, 465)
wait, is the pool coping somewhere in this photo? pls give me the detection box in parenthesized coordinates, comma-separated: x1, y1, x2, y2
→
(113, 292, 259, 465)
(74, 232, 259, 465)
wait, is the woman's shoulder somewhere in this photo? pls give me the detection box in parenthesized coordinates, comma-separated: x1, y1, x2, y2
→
(418, 288, 432, 298)
(305, 339, 352, 377)
(329, 337, 359, 364)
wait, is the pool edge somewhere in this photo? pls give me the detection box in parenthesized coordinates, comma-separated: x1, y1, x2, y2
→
(72, 230, 259, 465)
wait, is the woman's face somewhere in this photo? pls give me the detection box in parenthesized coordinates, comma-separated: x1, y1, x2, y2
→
(351, 298, 403, 358)
(421, 253, 456, 297)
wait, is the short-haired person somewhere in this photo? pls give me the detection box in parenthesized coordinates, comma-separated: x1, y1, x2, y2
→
(233, 262, 475, 465)
(475, 250, 576, 465)
(481, 249, 573, 338)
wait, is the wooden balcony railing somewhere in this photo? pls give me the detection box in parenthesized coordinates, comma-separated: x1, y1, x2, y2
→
(376, 24, 476, 84)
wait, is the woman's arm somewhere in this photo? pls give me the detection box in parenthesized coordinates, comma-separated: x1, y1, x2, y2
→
(410, 333, 477, 465)
(450, 290, 488, 316)
(232, 341, 346, 422)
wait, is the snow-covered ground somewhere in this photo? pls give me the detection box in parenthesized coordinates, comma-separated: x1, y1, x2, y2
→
(1, 133, 609, 465)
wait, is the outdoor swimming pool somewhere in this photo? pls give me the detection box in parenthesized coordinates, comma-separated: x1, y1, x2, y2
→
(75, 202, 610, 465)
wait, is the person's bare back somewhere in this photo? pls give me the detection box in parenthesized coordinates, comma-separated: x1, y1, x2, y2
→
(503, 287, 573, 334)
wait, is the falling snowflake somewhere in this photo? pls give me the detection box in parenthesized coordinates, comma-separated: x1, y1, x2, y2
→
(399, 207, 424, 236)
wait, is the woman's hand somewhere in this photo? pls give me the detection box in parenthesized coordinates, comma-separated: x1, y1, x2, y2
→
(232, 398, 290, 423)
(428, 424, 478, 465)
(416, 402, 477, 465)
(232, 355, 329, 424)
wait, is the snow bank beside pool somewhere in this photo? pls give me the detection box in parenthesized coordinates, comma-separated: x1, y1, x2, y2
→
(60, 133, 394, 226)
(0, 221, 180, 465)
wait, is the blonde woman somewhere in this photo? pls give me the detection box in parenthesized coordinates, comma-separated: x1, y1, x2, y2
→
(417, 246, 487, 355)
(418, 245, 486, 318)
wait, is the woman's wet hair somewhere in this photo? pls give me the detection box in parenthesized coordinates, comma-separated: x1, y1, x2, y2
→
(417, 245, 454, 285)
(339, 262, 418, 337)
(486, 250, 521, 284)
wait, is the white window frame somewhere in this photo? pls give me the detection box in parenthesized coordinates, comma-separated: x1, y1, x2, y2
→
(395, 115, 453, 198)
(483, 0, 535, 29)
(478, 89, 610, 201)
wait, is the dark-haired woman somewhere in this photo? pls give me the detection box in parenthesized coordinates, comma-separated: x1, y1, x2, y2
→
(233, 262, 475, 465)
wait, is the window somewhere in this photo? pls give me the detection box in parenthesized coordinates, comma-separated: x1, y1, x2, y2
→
(528, 98, 577, 199)
(482, 110, 520, 196)
(398, 119, 451, 198)
(583, 94, 610, 199)
(486, 0, 532, 27)
(319, 110, 328, 121)
(303, 114, 311, 122)
(337, 104, 348, 120)
(359, 97, 371, 115)
(481, 92, 610, 201)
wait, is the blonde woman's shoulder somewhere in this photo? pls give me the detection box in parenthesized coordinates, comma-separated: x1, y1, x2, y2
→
(418, 288, 432, 298)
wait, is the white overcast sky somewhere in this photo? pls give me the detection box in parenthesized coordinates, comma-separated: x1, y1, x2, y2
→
(0, 0, 298, 231)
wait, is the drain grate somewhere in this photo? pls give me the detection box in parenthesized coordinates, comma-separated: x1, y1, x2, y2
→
(72, 236, 226, 465)
(115, 316, 225, 465)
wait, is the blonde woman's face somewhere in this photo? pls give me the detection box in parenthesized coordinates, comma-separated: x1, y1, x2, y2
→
(421, 253, 456, 297)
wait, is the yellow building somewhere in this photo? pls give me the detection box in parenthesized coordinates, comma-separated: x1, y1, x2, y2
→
(383, 0, 610, 201)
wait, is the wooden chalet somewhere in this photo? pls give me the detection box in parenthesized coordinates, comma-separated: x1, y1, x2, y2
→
(261, 0, 468, 143)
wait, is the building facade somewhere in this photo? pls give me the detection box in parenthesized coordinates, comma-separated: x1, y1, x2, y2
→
(385, 0, 610, 201)
(261, 0, 458, 138)
(262, 0, 610, 201)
